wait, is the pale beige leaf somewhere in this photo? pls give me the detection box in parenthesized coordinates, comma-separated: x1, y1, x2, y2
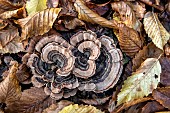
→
(74, 0, 117, 28)
(0, 61, 21, 107)
(26, 0, 47, 16)
(43, 100, 73, 113)
(6, 87, 53, 113)
(59, 104, 104, 113)
(117, 58, 161, 105)
(15, 8, 61, 40)
(144, 12, 170, 50)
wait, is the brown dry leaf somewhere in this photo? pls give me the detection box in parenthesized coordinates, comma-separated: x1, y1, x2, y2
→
(0, 7, 26, 19)
(164, 43, 170, 57)
(144, 12, 170, 50)
(111, 1, 142, 31)
(15, 8, 61, 40)
(0, 61, 21, 107)
(0, 19, 8, 30)
(155, 111, 170, 113)
(0, 26, 24, 53)
(117, 24, 144, 58)
(6, 87, 53, 113)
(47, 0, 59, 8)
(153, 87, 170, 109)
(74, 0, 117, 28)
(159, 57, 170, 86)
(128, 1, 146, 19)
(141, 101, 165, 113)
(16, 64, 31, 84)
(139, 0, 164, 11)
(43, 100, 73, 113)
(132, 43, 163, 71)
(63, 17, 85, 30)
(114, 97, 153, 113)
(0, 0, 22, 14)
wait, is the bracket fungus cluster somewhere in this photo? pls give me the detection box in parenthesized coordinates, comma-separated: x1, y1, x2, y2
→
(25, 30, 123, 100)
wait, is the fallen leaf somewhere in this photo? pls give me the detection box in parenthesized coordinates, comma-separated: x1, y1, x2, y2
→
(159, 57, 170, 86)
(0, 61, 21, 107)
(26, 0, 47, 16)
(0, 0, 22, 14)
(43, 100, 73, 113)
(141, 101, 165, 113)
(47, 0, 59, 8)
(16, 64, 31, 84)
(74, 0, 117, 28)
(63, 17, 85, 30)
(0, 19, 8, 30)
(0, 26, 24, 53)
(59, 104, 104, 113)
(15, 8, 61, 40)
(114, 97, 153, 113)
(6, 87, 53, 113)
(0, 7, 26, 19)
(117, 24, 144, 58)
(127, 1, 146, 19)
(144, 12, 170, 50)
(164, 42, 170, 57)
(132, 43, 163, 71)
(153, 87, 170, 110)
(0, 41, 24, 54)
(123, 103, 145, 113)
(117, 58, 161, 105)
(111, 1, 142, 31)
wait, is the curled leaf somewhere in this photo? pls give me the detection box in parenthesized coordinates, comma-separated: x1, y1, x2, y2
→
(15, 8, 61, 40)
(117, 24, 144, 57)
(59, 104, 104, 113)
(26, 0, 47, 16)
(144, 12, 170, 50)
(74, 0, 117, 28)
(117, 58, 161, 105)
(0, 61, 21, 107)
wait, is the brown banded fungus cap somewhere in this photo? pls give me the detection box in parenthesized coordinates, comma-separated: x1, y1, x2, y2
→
(70, 30, 123, 93)
(26, 35, 78, 100)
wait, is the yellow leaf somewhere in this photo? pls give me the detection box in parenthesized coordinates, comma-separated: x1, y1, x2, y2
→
(26, 0, 47, 16)
(117, 58, 161, 105)
(74, 0, 117, 28)
(144, 12, 170, 50)
(59, 104, 104, 113)
(15, 8, 61, 40)
(0, 61, 21, 107)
